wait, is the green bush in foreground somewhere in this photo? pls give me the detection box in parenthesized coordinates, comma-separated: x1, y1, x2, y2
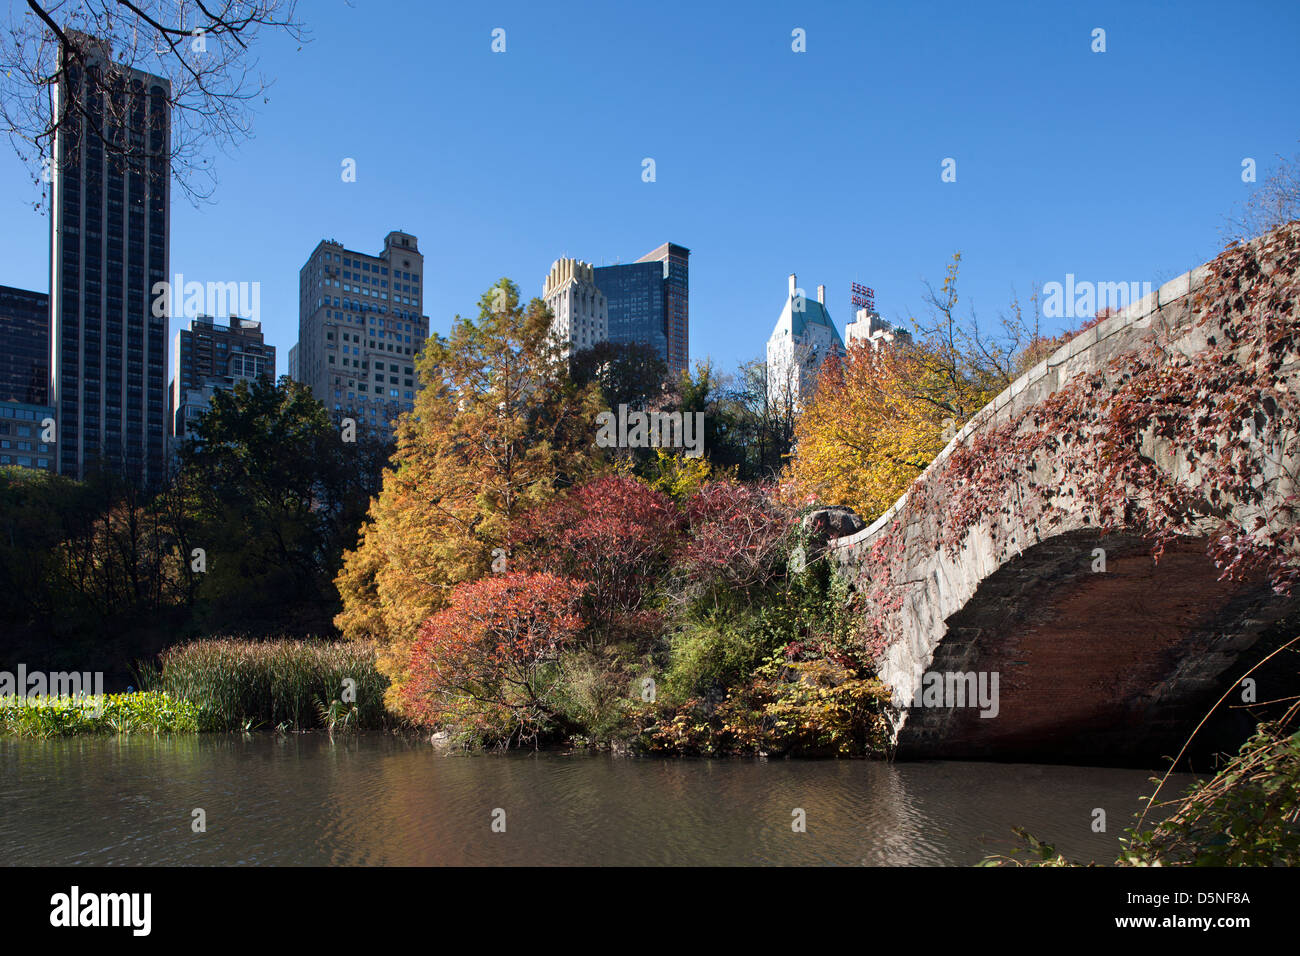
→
(982, 723, 1300, 867)
(147, 637, 390, 731)
(1119, 725, 1300, 866)
(0, 692, 201, 737)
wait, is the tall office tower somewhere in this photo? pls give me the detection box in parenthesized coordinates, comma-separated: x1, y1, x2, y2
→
(542, 258, 607, 359)
(295, 231, 428, 432)
(593, 241, 690, 375)
(0, 285, 50, 404)
(638, 242, 689, 374)
(168, 315, 276, 444)
(0, 285, 55, 472)
(593, 260, 665, 360)
(766, 275, 844, 411)
(49, 32, 170, 484)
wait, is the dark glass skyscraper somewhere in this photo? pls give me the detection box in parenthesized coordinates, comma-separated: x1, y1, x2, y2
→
(594, 242, 689, 374)
(0, 285, 50, 405)
(593, 260, 665, 358)
(49, 32, 170, 484)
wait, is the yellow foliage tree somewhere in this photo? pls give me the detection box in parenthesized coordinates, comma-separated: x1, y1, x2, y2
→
(787, 346, 947, 520)
(335, 279, 603, 713)
(787, 255, 1029, 521)
(645, 448, 714, 501)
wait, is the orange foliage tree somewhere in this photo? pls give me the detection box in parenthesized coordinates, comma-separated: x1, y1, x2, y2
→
(335, 280, 602, 714)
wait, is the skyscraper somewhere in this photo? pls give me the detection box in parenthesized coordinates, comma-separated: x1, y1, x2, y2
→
(542, 258, 607, 360)
(766, 275, 844, 410)
(49, 32, 170, 484)
(593, 241, 690, 375)
(0, 284, 55, 472)
(638, 242, 690, 375)
(294, 231, 428, 432)
(0, 285, 50, 405)
(168, 315, 276, 445)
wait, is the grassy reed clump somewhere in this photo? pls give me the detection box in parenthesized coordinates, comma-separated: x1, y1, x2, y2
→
(0, 692, 201, 737)
(149, 637, 391, 731)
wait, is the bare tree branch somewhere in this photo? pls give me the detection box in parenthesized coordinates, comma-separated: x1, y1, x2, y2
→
(0, 0, 307, 208)
(1224, 143, 1300, 244)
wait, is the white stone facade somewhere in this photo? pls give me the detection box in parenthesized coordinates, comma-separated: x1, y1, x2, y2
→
(544, 258, 607, 359)
(766, 274, 844, 410)
(845, 309, 912, 349)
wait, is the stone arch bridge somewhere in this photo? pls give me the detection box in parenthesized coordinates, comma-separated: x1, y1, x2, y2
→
(822, 228, 1300, 763)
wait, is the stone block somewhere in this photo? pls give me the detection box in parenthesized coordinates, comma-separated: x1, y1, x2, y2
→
(1158, 271, 1191, 308)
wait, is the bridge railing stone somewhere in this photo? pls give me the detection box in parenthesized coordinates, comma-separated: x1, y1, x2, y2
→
(829, 262, 1205, 562)
(816, 226, 1300, 755)
(824, 258, 1216, 745)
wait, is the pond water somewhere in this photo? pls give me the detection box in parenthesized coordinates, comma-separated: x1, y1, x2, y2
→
(0, 735, 1192, 866)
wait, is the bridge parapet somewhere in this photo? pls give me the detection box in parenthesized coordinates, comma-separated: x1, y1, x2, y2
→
(826, 228, 1300, 759)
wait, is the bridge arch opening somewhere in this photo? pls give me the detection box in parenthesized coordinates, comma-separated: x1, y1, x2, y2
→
(895, 529, 1300, 765)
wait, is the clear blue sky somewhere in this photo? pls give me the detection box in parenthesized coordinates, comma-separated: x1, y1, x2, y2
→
(1, 0, 1297, 379)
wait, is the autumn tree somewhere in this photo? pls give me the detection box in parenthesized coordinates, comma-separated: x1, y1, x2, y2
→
(787, 346, 946, 519)
(788, 255, 1047, 520)
(335, 280, 603, 713)
(401, 572, 586, 747)
(671, 479, 791, 611)
(513, 474, 681, 643)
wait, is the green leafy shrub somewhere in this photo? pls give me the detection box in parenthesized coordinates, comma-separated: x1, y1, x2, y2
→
(550, 645, 641, 745)
(660, 612, 780, 705)
(0, 691, 201, 737)
(1120, 724, 1300, 866)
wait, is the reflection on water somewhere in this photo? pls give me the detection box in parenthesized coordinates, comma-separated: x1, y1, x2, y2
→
(0, 735, 1191, 866)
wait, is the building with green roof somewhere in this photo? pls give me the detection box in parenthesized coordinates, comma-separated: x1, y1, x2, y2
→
(766, 273, 844, 411)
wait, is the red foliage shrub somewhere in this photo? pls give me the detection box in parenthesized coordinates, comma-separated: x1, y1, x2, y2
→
(401, 571, 585, 744)
(513, 475, 681, 639)
(674, 480, 792, 599)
